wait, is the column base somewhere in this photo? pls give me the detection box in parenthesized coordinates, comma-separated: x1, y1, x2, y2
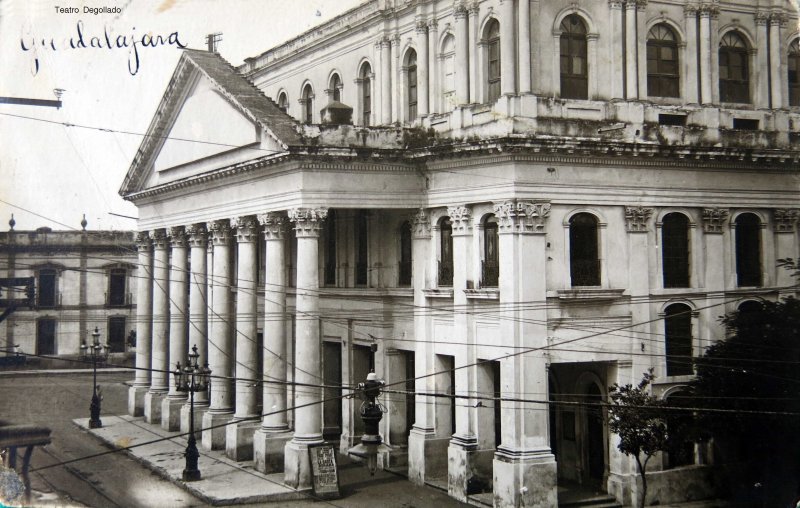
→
(143, 391, 166, 425)
(283, 436, 323, 490)
(448, 436, 477, 502)
(161, 396, 187, 431)
(180, 402, 209, 435)
(492, 449, 557, 508)
(407, 427, 451, 486)
(128, 385, 148, 417)
(254, 428, 292, 473)
(225, 418, 260, 461)
(201, 410, 233, 451)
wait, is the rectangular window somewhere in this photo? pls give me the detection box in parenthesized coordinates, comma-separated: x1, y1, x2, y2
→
(659, 114, 687, 126)
(408, 66, 418, 121)
(732, 118, 759, 130)
(38, 269, 57, 308)
(108, 317, 126, 353)
(36, 319, 56, 355)
(355, 211, 368, 286)
(108, 268, 127, 306)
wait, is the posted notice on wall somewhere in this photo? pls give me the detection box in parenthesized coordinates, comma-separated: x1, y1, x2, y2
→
(308, 442, 340, 499)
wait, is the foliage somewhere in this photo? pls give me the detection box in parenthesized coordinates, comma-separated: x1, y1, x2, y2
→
(608, 369, 669, 508)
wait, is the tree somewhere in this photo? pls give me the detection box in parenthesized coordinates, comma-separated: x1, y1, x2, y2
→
(608, 369, 669, 508)
(688, 295, 800, 506)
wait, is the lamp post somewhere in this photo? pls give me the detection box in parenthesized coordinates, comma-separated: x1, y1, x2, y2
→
(81, 327, 108, 429)
(347, 372, 391, 474)
(173, 344, 211, 481)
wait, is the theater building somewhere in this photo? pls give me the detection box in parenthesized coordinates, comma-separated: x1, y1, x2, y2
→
(121, 0, 800, 505)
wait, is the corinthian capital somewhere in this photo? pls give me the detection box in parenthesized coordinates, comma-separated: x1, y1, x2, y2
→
(168, 226, 187, 248)
(494, 200, 551, 234)
(257, 212, 288, 240)
(702, 208, 729, 234)
(412, 208, 431, 239)
(625, 206, 653, 233)
(447, 205, 472, 235)
(150, 228, 168, 249)
(773, 209, 799, 233)
(289, 207, 328, 238)
(135, 232, 151, 252)
(230, 215, 259, 243)
(185, 223, 208, 248)
(207, 219, 233, 245)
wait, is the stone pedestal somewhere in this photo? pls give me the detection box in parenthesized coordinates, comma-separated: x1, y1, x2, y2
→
(253, 429, 293, 473)
(492, 451, 557, 508)
(408, 428, 450, 486)
(201, 410, 233, 451)
(284, 438, 322, 490)
(128, 385, 148, 417)
(180, 403, 209, 435)
(161, 396, 186, 431)
(225, 419, 260, 461)
(448, 441, 476, 502)
(143, 391, 165, 424)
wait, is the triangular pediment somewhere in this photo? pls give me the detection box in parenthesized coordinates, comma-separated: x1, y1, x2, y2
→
(120, 50, 304, 196)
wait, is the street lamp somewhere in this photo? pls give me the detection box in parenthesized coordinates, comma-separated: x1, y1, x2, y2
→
(347, 372, 391, 475)
(173, 344, 211, 482)
(81, 327, 108, 429)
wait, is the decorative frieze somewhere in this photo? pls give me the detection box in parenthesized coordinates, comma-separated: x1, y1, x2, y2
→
(135, 231, 152, 251)
(289, 207, 328, 238)
(230, 215, 259, 243)
(702, 208, 729, 234)
(625, 206, 653, 233)
(447, 205, 472, 235)
(185, 223, 208, 248)
(168, 226, 187, 248)
(412, 208, 431, 239)
(257, 212, 288, 240)
(149, 228, 169, 250)
(773, 209, 799, 233)
(494, 200, 551, 234)
(207, 219, 233, 245)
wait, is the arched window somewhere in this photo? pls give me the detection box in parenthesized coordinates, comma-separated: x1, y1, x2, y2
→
(647, 24, 680, 98)
(482, 215, 499, 287)
(439, 217, 453, 286)
(665, 303, 693, 376)
(735, 213, 762, 287)
(441, 35, 456, 108)
(719, 32, 750, 103)
(789, 39, 800, 107)
(560, 14, 588, 100)
(399, 221, 412, 287)
(359, 63, 372, 126)
(662, 213, 690, 288)
(302, 83, 314, 124)
(569, 213, 600, 286)
(277, 91, 289, 113)
(407, 50, 418, 121)
(486, 19, 501, 103)
(329, 74, 341, 102)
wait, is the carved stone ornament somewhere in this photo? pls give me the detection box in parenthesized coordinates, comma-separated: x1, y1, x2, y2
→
(135, 231, 151, 252)
(700, 3, 719, 19)
(625, 206, 654, 233)
(289, 207, 328, 238)
(230, 215, 259, 243)
(608, 0, 624, 9)
(447, 205, 473, 235)
(683, 4, 698, 17)
(702, 208, 729, 234)
(168, 226, 187, 248)
(494, 200, 551, 234)
(412, 208, 431, 239)
(635, 0, 647, 10)
(415, 20, 428, 33)
(207, 219, 233, 245)
(754, 11, 770, 25)
(770, 11, 788, 27)
(454, 3, 468, 19)
(149, 228, 169, 250)
(773, 209, 799, 233)
(185, 223, 208, 248)
(257, 212, 288, 240)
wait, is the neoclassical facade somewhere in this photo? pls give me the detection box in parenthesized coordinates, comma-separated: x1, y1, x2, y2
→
(122, 1, 800, 506)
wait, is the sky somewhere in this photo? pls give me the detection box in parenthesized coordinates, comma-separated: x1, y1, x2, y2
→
(0, 0, 362, 231)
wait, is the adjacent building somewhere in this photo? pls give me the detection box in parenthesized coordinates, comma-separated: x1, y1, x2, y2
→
(121, 0, 800, 506)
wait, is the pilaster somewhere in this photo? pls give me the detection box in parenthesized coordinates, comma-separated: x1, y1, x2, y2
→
(416, 20, 430, 117)
(773, 209, 799, 289)
(683, 4, 699, 104)
(455, 4, 470, 105)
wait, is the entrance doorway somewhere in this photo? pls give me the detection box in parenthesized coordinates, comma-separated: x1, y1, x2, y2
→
(584, 382, 605, 487)
(323, 341, 342, 440)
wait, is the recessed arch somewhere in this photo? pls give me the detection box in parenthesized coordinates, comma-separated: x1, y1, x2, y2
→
(645, 16, 686, 42)
(553, 6, 596, 34)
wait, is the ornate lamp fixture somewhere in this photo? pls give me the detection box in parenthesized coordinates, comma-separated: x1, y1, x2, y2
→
(173, 344, 211, 481)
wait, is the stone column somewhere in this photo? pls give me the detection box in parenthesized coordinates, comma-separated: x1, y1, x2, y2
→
(284, 207, 327, 490)
(144, 228, 169, 424)
(519, 0, 531, 94)
(769, 13, 784, 109)
(202, 219, 235, 450)
(500, 0, 516, 96)
(636, 0, 648, 98)
(683, 5, 699, 104)
(447, 205, 477, 501)
(162, 226, 189, 431)
(708, 5, 720, 104)
(181, 224, 210, 434)
(588, 33, 600, 99)
(428, 19, 439, 114)
(416, 20, 430, 117)
(455, 4, 469, 105)
(492, 201, 557, 508)
(381, 37, 392, 125)
(625, 0, 638, 99)
(391, 35, 401, 123)
(701, 209, 729, 350)
(468, 4, 479, 103)
(129, 232, 152, 417)
(608, 1, 624, 99)
(254, 213, 292, 473)
(226, 216, 261, 460)
(755, 12, 770, 109)
(774, 210, 799, 292)
(699, 7, 712, 104)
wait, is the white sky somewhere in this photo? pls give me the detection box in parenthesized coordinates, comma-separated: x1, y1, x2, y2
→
(0, 0, 361, 231)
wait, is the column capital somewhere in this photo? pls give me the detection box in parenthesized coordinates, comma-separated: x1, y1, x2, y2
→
(454, 4, 468, 19)
(494, 200, 551, 234)
(754, 11, 770, 26)
(427, 18, 438, 30)
(774, 209, 799, 233)
(149, 228, 168, 249)
(412, 208, 431, 239)
(625, 206, 654, 233)
(185, 223, 208, 248)
(168, 226, 187, 248)
(231, 215, 259, 243)
(135, 232, 152, 252)
(683, 4, 698, 17)
(289, 207, 328, 238)
(257, 212, 289, 240)
(468, 2, 479, 16)
(770, 10, 787, 27)
(702, 208, 729, 234)
(416, 20, 428, 34)
(699, 4, 719, 19)
(207, 219, 233, 245)
(609, 0, 624, 10)
(447, 205, 472, 235)
(635, 0, 647, 10)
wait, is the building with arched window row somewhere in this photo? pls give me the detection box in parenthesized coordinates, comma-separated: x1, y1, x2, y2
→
(120, 1, 800, 506)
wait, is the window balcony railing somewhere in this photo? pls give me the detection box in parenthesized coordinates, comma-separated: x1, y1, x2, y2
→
(570, 259, 601, 287)
(481, 261, 499, 288)
(398, 261, 412, 287)
(438, 260, 453, 287)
